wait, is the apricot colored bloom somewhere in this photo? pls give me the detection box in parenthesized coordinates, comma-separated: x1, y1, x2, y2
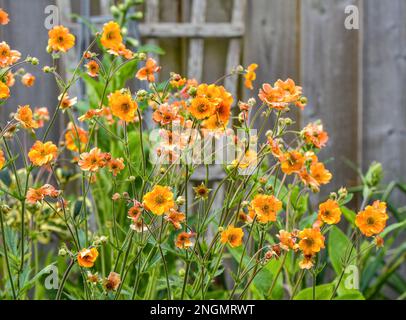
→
(298, 228, 325, 256)
(0, 81, 10, 99)
(128, 201, 143, 220)
(21, 73, 35, 87)
(28, 141, 58, 166)
(34, 107, 50, 128)
(136, 58, 161, 82)
(302, 122, 329, 149)
(59, 93, 77, 110)
(5, 71, 15, 87)
(152, 103, 182, 126)
(64, 122, 88, 153)
(188, 96, 216, 120)
(249, 194, 282, 223)
(0, 41, 21, 67)
(193, 182, 211, 200)
(299, 254, 315, 270)
(170, 73, 186, 88)
(310, 162, 332, 185)
(143, 185, 175, 215)
(130, 218, 148, 233)
(77, 248, 99, 268)
(103, 272, 121, 291)
(108, 89, 138, 122)
(232, 150, 258, 169)
(258, 78, 302, 110)
(14, 105, 39, 130)
(165, 209, 186, 230)
(78, 147, 108, 172)
(48, 25, 75, 52)
(318, 199, 341, 225)
(0, 150, 5, 170)
(355, 200, 388, 237)
(0, 8, 9, 25)
(221, 226, 244, 248)
(85, 60, 99, 77)
(244, 63, 258, 90)
(107, 157, 125, 176)
(108, 42, 134, 59)
(26, 184, 61, 204)
(176, 232, 194, 249)
(277, 230, 299, 251)
(101, 21, 123, 51)
(280, 151, 305, 175)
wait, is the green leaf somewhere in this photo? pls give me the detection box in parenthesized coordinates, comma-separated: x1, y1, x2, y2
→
(381, 219, 406, 238)
(328, 226, 353, 275)
(334, 290, 365, 300)
(341, 206, 356, 226)
(138, 44, 165, 55)
(294, 283, 334, 300)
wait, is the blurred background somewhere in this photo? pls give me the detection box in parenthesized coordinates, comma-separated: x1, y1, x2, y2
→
(0, 0, 405, 205)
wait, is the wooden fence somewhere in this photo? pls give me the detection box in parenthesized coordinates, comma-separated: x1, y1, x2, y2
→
(1, 0, 405, 204)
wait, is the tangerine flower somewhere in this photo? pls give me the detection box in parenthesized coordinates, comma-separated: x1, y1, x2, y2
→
(0, 81, 10, 99)
(21, 73, 36, 87)
(175, 232, 195, 249)
(152, 103, 182, 126)
(165, 209, 186, 230)
(309, 161, 332, 186)
(277, 230, 299, 251)
(64, 122, 88, 153)
(143, 185, 175, 216)
(249, 194, 282, 223)
(0, 149, 5, 170)
(77, 248, 99, 268)
(244, 63, 258, 90)
(78, 147, 109, 172)
(14, 105, 39, 130)
(28, 141, 58, 166)
(258, 78, 303, 110)
(59, 93, 77, 110)
(26, 184, 61, 205)
(85, 60, 99, 78)
(0, 41, 21, 68)
(100, 21, 123, 51)
(0, 8, 9, 25)
(298, 228, 325, 256)
(280, 151, 305, 175)
(48, 25, 75, 53)
(107, 157, 125, 176)
(318, 199, 342, 225)
(355, 200, 388, 237)
(220, 226, 244, 248)
(136, 57, 161, 82)
(108, 89, 138, 122)
(188, 96, 216, 120)
(302, 122, 329, 149)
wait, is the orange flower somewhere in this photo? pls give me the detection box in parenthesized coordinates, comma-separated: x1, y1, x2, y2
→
(355, 200, 388, 237)
(0, 149, 6, 170)
(103, 272, 121, 291)
(130, 218, 148, 233)
(5, 71, 15, 87)
(85, 60, 99, 77)
(108, 89, 138, 122)
(0, 41, 21, 67)
(258, 78, 302, 109)
(277, 230, 299, 251)
(33, 107, 50, 128)
(143, 185, 175, 215)
(21, 73, 35, 87)
(267, 136, 283, 158)
(14, 105, 39, 130)
(249, 194, 282, 223)
(28, 141, 58, 166)
(220, 226, 244, 248)
(188, 96, 216, 120)
(0, 81, 10, 99)
(302, 122, 329, 149)
(280, 151, 305, 175)
(175, 232, 195, 249)
(165, 209, 186, 230)
(0, 8, 9, 25)
(244, 63, 258, 90)
(152, 103, 181, 125)
(170, 73, 186, 88)
(232, 150, 258, 169)
(298, 228, 325, 256)
(136, 58, 161, 82)
(101, 21, 123, 51)
(59, 93, 77, 110)
(48, 25, 75, 52)
(77, 248, 99, 268)
(299, 254, 315, 270)
(107, 157, 125, 176)
(78, 147, 108, 172)
(318, 199, 341, 225)
(26, 184, 61, 204)
(310, 162, 332, 185)
(64, 122, 88, 153)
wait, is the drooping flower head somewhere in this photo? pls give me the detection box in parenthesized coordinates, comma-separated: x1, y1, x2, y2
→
(244, 63, 258, 90)
(85, 60, 99, 78)
(175, 232, 195, 249)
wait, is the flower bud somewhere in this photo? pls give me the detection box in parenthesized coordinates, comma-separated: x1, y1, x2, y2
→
(176, 196, 185, 206)
(58, 248, 67, 257)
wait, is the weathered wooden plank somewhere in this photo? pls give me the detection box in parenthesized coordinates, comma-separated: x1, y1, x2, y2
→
(187, 0, 207, 81)
(224, 0, 246, 99)
(301, 0, 361, 197)
(362, 0, 406, 201)
(145, 0, 160, 65)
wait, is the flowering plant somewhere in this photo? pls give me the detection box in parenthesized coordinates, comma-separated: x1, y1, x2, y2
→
(0, 8, 404, 301)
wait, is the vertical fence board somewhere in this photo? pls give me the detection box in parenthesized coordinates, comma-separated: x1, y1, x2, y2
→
(363, 0, 406, 199)
(301, 0, 360, 197)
